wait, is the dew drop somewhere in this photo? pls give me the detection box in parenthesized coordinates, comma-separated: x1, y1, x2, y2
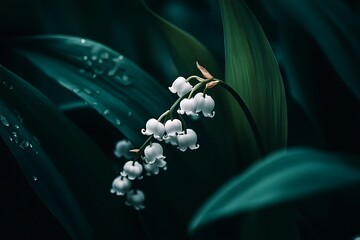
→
(128, 111, 132, 117)
(9, 136, 13, 142)
(73, 88, 80, 93)
(123, 74, 129, 81)
(19, 140, 30, 149)
(101, 52, 109, 59)
(32, 176, 38, 181)
(95, 89, 100, 94)
(98, 59, 103, 64)
(83, 56, 88, 61)
(80, 39, 86, 44)
(83, 88, 92, 95)
(91, 101, 98, 106)
(91, 55, 98, 61)
(115, 119, 121, 125)
(11, 132, 19, 144)
(103, 109, 110, 116)
(14, 124, 20, 129)
(86, 60, 93, 66)
(0, 115, 10, 127)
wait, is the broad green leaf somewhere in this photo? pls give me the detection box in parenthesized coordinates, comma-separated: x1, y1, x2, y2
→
(220, 0, 288, 156)
(10, 35, 172, 146)
(0, 66, 140, 239)
(189, 148, 360, 231)
(141, 0, 222, 78)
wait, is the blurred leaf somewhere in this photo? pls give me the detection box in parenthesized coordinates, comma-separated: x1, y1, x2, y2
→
(189, 148, 360, 231)
(261, 0, 360, 100)
(0, 65, 142, 239)
(141, 0, 222, 78)
(220, 0, 288, 156)
(252, 0, 360, 152)
(10, 35, 172, 146)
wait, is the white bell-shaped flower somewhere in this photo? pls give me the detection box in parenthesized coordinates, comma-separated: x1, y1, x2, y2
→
(125, 189, 145, 210)
(164, 119, 182, 137)
(169, 77, 192, 97)
(110, 176, 132, 195)
(114, 139, 134, 159)
(143, 143, 166, 164)
(144, 159, 167, 176)
(194, 92, 215, 118)
(177, 129, 199, 151)
(177, 98, 198, 116)
(121, 161, 143, 180)
(163, 135, 179, 146)
(141, 118, 165, 140)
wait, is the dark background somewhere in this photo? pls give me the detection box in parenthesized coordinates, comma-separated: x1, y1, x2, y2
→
(1, 0, 359, 239)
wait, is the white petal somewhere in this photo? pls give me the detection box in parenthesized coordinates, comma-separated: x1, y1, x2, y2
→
(169, 77, 186, 93)
(164, 119, 182, 136)
(178, 98, 197, 116)
(177, 129, 199, 151)
(114, 140, 134, 159)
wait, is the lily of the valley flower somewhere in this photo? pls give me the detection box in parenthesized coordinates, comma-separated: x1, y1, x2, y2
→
(110, 176, 132, 195)
(121, 161, 143, 180)
(169, 76, 192, 97)
(177, 98, 198, 116)
(114, 139, 134, 159)
(125, 189, 145, 210)
(177, 129, 199, 151)
(164, 119, 182, 136)
(163, 135, 178, 146)
(143, 142, 166, 164)
(143, 158, 167, 176)
(141, 118, 165, 140)
(194, 92, 215, 118)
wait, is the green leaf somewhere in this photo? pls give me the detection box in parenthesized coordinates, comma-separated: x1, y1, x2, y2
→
(141, 0, 222, 78)
(220, 0, 288, 155)
(10, 35, 172, 146)
(0, 65, 139, 239)
(189, 148, 360, 231)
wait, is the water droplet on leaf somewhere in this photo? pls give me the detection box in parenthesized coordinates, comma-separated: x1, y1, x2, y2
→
(103, 109, 110, 115)
(19, 140, 30, 149)
(0, 115, 10, 127)
(11, 132, 19, 144)
(80, 39, 86, 44)
(32, 176, 38, 181)
(83, 88, 92, 95)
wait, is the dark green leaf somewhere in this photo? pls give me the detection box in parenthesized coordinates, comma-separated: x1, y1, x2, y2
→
(220, 0, 288, 157)
(10, 35, 172, 146)
(189, 148, 360, 231)
(0, 65, 140, 239)
(141, 0, 222, 78)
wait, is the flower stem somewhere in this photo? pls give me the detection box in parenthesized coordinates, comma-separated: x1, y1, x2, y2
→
(215, 79, 267, 157)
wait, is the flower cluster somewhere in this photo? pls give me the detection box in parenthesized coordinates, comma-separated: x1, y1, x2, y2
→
(110, 62, 217, 210)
